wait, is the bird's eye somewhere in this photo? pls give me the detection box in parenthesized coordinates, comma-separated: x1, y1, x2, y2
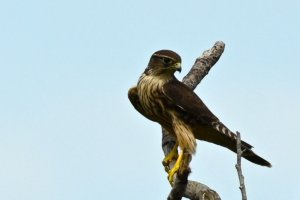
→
(162, 57, 172, 64)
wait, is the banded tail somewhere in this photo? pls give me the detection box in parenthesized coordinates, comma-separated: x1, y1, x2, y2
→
(194, 120, 272, 167)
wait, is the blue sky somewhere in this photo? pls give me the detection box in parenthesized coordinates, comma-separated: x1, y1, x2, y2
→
(0, 0, 299, 199)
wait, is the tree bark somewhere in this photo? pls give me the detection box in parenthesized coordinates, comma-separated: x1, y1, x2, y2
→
(235, 132, 248, 200)
(162, 41, 225, 200)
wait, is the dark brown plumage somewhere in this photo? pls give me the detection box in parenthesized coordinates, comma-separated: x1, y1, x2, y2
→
(128, 49, 271, 168)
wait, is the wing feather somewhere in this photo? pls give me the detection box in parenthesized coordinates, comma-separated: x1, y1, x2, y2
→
(162, 79, 219, 125)
(162, 80, 251, 149)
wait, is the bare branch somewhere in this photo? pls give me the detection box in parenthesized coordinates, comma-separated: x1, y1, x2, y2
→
(182, 41, 225, 90)
(162, 41, 225, 200)
(167, 156, 190, 200)
(235, 132, 248, 200)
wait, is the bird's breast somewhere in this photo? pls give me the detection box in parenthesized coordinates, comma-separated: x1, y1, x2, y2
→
(137, 74, 171, 125)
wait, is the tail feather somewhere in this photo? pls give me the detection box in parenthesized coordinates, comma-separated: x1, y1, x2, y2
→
(242, 148, 272, 167)
(211, 121, 253, 149)
(193, 121, 272, 167)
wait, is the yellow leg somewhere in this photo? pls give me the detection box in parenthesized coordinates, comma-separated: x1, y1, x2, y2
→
(162, 142, 178, 172)
(168, 150, 184, 185)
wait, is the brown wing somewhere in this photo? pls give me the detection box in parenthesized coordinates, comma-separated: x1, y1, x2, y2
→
(162, 79, 271, 167)
(162, 79, 219, 126)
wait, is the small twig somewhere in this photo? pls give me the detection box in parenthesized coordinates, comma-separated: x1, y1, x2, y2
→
(235, 131, 247, 200)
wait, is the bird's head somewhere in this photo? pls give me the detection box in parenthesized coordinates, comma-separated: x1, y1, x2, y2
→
(144, 50, 182, 76)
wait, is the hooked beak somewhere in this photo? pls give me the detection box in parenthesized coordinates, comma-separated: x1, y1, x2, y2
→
(173, 62, 182, 73)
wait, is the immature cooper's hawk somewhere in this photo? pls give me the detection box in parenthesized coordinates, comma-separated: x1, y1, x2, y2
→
(128, 50, 271, 184)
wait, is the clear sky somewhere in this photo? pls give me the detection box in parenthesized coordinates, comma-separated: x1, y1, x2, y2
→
(0, 0, 299, 199)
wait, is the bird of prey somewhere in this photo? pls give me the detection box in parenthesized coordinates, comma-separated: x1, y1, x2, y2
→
(128, 50, 271, 184)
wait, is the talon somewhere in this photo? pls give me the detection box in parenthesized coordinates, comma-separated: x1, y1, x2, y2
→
(162, 142, 178, 168)
(167, 150, 184, 185)
(164, 165, 170, 173)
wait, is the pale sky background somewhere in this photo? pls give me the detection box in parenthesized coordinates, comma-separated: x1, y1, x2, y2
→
(0, 0, 299, 199)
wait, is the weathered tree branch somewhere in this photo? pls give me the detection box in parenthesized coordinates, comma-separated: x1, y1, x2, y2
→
(162, 41, 225, 200)
(235, 132, 247, 200)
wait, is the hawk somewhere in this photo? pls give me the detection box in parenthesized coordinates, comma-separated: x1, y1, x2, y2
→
(128, 50, 271, 184)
